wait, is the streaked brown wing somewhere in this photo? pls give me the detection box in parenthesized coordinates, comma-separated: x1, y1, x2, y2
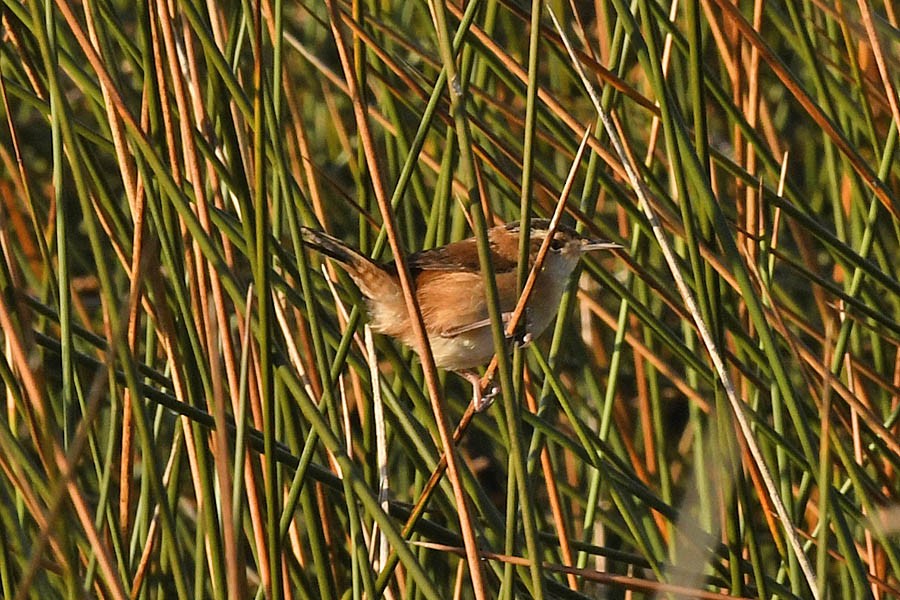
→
(415, 268, 520, 336)
(407, 237, 518, 273)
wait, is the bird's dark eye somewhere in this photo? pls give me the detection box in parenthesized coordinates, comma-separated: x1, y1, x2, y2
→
(549, 236, 567, 250)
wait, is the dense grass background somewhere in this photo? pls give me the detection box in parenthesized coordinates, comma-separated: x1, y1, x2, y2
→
(1, 0, 899, 598)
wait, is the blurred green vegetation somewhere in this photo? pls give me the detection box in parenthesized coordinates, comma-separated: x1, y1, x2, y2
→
(0, 0, 899, 598)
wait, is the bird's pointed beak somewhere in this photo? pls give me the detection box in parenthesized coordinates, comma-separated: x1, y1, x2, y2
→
(579, 238, 622, 252)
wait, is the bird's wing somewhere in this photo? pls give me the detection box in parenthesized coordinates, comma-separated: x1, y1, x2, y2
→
(406, 238, 517, 273)
(438, 312, 515, 337)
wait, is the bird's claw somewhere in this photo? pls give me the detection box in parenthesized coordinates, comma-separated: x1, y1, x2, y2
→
(505, 308, 533, 348)
(460, 370, 498, 412)
(473, 384, 499, 412)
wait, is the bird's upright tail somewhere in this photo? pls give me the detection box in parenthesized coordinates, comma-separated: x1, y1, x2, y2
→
(301, 227, 368, 266)
(300, 227, 397, 301)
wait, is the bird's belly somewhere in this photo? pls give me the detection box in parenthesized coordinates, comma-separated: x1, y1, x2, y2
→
(427, 329, 497, 371)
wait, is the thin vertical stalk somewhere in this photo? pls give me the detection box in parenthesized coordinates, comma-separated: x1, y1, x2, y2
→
(323, 1, 487, 596)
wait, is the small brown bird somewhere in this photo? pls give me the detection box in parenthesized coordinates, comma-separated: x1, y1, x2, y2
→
(301, 218, 619, 409)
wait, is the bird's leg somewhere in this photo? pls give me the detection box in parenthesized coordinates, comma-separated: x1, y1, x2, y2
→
(459, 370, 499, 412)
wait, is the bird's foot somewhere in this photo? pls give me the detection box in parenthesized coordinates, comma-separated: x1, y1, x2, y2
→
(474, 384, 500, 412)
(460, 370, 498, 412)
(505, 308, 533, 348)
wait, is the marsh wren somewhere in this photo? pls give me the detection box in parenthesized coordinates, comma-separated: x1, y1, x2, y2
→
(301, 219, 619, 409)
